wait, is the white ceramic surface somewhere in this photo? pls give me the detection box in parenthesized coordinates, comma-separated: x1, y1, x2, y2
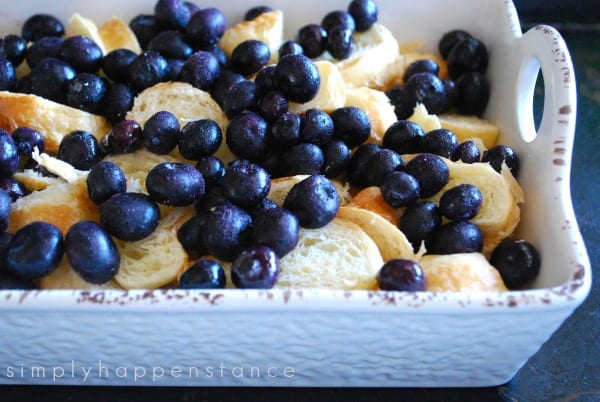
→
(0, 0, 591, 387)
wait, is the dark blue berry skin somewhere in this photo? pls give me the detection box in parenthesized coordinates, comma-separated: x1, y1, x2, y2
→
(322, 140, 350, 178)
(5, 221, 63, 280)
(275, 54, 320, 104)
(403, 59, 440, 82)
(279, 40, 304, 58)
(438, 30, 472, 60)
(102, 49, 137, 83)
(154, 0, 192, 30)
(65, 221, 120, 284)
(377, 259, 426, 291)
(220, 160, 270, 208)
(346, 142, 381, 188)
(256, 91, 288, 122)
(382, 120, 426, 155)
(148, 30, 193, 60)
(244, 6, 274, 21)
(177, 215, 207, 259)
(420, 128, 459, 158)
(100, 192, 161, 241)
(247, 197, 279, 217)
(195, 186, 234, 214)
(456, 71, 490, 116)
(129, 15, 160, 50)
(331, 106, 371, 148)
(380, 171, 421, 208)
(490, 239, 541, 289)
(0, 177, 27, 201)
(210, 70, 245, 107)
(0, 236, 37, 289)
(322, 11, 356, 33)
(195, 155, 225, 187)
(86, 161, 127, 205)
(146, 162, 205, 206)
(59, 36, 103, 73)
(482, 144, 520, 178)
(58, 130, 102, 171)
(404, 72, 448, 115)
(185, 8, 227, 48)
(278, 143, 325, 177)
(399, 201, 442, 253)
(179, 50, 220, 90)
(180, 259, 226, 289)
(0, 131, 20, 177)
(208, 45, 229, 68)
(348, 0, 378, 32)
(101, 82, 136, 123)
(0, 58, 16, 91)
(451, 140, 481, 163)
(439, 184, 483, 221)
(254, 65, 277, 93)
(27, 57, 76, 104)
(25, 36, 63, 69)
(221, 80, 258, 118)
(142, 111, 181, 155)
(184, 2, 201, 16)
(179, 119, 222, 160)
(386, 86, 414, 120)
(231, 40, 271, 77)
(128, 51, 169, 91)
(429, 221, 483, 254)
(297, 24, 327, 59)
(443, 79, 458, 111)
(364, 148, 403, 187)
(66, 73, 107, 114)
(301, 109, 334, 146)
(21, 14, 65, 42)
(0, 35, 27, 66)
(283, 174, 339, 229)
(269, 112, 301, 149)
(0, 189, 10, 233)
(165, 58, 185, 81)
(11, 127, 46, 156)
(447, 36, 488, 79)
(326, 27, 354, 60)
(251, 207, 299, 257)
(404, 153, 449, 198)
(226, 112, 269, 161)
(231, 245, 279, 289)
(202, 204, 252, 261)
(106, 119, 143, 154)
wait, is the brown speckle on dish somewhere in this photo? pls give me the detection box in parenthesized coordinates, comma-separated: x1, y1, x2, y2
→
(556, 177, 563, 182)
(559, 105, 572, 115)
(554, 138, 565, 144)
(553, 159, 566, 166)
(554, 147, 566, 155)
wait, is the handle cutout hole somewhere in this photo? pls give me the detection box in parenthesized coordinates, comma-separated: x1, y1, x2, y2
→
(517, 57, 544, 143)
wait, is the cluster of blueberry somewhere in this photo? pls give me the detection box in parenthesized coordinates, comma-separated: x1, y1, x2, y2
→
(387, 30, 490, 120)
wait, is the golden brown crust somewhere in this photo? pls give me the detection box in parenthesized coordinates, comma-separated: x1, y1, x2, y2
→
(98, 16, 142, 54)
(347, 186, 399, 226)
(288, 61, 346, 114)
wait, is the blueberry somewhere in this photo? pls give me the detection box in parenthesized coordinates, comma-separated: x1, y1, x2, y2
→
(58, 130, 102, 170)
(490, 239, 541, 289)
(386, 86, 414, 120)
(404, 72, 448, 115)
(66, 72, 107, 113)
(0, 177, 28, 201)
(5, 221, 63, 280)
(195, 186, 234, 214)
(179, 50, 220, 90)
(195, 155, 225, 187)
(25, 36, 63, 69)
(443, 78, 458, 111)
(404, 153, 449, 198)
(456, 71, 490, 116)
(269, 112, 301, 148)
(363, 148, 404, 187)
(106, 119, 143, 154)
(154, 0, 192, 30)
(322, 140, 350, 178)
(283, 174, 339, 229)
(301, 109, 334, 146)
(296, 24, 327, 59)
(439, 184, 483, 221)
(429, 221, 483, 254)
(279, 40, 304, 58)
(179, 119, 222, 160)
(231, 245, 279, 289)
(231, 40, 271, 77)
(278, 143, 324, 176)
(326, 27, 354, 60)
(102, 49, 138, 83)
(65, 221, 119, 284)
(177, 215, 207, 259)
(208, 45, 229, 68)
(0, 131, 20, 177)
(438, 29, 472, 60)
(482, 144, 520, 178)
(348, 0, 378, 32)
(254, 65, 277, 93)
(129, 15, 160, 50)
(184, 1, 201, 15)
(220, 80, 258, 118)
(202, 204, 252, 261)
(447, 36, 488, 79)
(420, 128, 459, 158)
(275, 54, 320, 103)
(0, 188, 10, 233)
(0, 35, 27, 66)
(451, 140, 481, 163)
(128, 50, 169, 91)
(251, 207, 299, 257)
(225, 112, 269, 161)
(244, 6, 274, 21)
(101, 82, 136, 123)
(142, 110, 180, 154)
(148, 30, 193, 60)
(380, 171, 420, 208)
(382, 120, 425, 154)
(403, 59, 440, 82)
(59, 35, 103, 73)
(0, 58, 16, 91)
(185, 8, 226, 48)
(180, 259, 226, 289)
(322, 10, 356, 33)
(220, 160, 270, 208)
(100, 192, 161, 241)
(21, 14, 65, 42)
(210, 70, 245, 107)
(399, 201, 442, 253)
(256, 90, 289, 122)
(27, 57, 76, 103)
(346, 142, 381, 188)
(331, 106, 371, 148)
(0, 243, 37, 289)
(86, 161, 127, 205)
(377, 259, 426, 291)
(165, 58, 185, 81)
(146, 162, 205, 206)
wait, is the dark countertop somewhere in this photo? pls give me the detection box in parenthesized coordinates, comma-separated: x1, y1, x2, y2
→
(1, 21, 599, 402)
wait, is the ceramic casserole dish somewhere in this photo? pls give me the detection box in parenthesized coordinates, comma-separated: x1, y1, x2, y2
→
(0, 0, 591, 387)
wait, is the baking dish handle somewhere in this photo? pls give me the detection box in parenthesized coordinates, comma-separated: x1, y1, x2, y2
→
(515, 25, 577, 143)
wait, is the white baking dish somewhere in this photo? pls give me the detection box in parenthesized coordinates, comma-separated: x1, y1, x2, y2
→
(0, 0, 590, 387)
